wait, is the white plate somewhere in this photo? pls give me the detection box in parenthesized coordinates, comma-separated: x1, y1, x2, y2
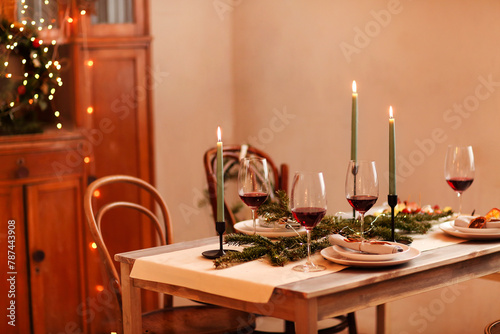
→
(321, 246, 420, 268)
(451, 223, 500, 234)
(332, 242, 410, 261)
(440, 221, 500, 239)
(234, 220, 306, 238)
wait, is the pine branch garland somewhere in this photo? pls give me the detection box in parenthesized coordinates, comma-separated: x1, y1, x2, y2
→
(214, 192, 453, 269)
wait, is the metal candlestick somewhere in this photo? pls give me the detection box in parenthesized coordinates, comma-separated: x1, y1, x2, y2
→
(202, 221, 237, 259)
(388, 194, 398, 242)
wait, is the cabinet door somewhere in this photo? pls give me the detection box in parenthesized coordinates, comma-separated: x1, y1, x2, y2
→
(0, 186, 31, 334)
(26, 178, 86, 334)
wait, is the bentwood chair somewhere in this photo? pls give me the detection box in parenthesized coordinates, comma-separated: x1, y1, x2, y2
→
(84, 175, 256, 334)
(203, 146, 357, 334)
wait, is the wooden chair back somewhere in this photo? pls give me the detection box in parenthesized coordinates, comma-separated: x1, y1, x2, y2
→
(203, 145, 289, 230)
(84, 175, 173, 309)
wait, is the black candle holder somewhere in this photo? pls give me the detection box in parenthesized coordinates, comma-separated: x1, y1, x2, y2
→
(388, 194, 398, 242)
(202, 221, 238, 259)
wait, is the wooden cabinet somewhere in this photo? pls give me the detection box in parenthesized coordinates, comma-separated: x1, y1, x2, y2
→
(1, 1, 156, 332)
(0, 132, 88, 334)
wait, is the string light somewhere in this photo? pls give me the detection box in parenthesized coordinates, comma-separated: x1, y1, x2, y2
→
(87, 107, 94, 114)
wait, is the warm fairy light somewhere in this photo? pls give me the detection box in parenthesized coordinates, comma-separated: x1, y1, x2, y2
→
(96, 285, 104, 292)
(389, 106, 394, 119)
(93, 190, 101, 197)
(90, 242, 97, 249)
(87, 106, 94, 114)
(67, 17, 74, 23)
(87, 60, 94, 67)
(54, 111, 60, 117)
(56, 123, 62, 129)
(5, 73, 12, 78)
(81, 10, 87, 15)
(84, 156, 90, 164)
(352, 80, 357, 93)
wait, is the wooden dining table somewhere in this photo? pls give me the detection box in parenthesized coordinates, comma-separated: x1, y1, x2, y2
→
(115, 231, 500, 334)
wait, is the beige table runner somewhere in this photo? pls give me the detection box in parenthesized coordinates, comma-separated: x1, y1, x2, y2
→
(130, 243, 346, 303)
(130, 225, 465, 304)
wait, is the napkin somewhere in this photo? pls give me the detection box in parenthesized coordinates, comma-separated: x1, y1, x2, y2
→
(454, 216, 500, 229)
(329, 234, 404, 254)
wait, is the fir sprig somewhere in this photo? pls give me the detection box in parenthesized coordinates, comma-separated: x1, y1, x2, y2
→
(214, 192, 453, 268)
(214, 211, 452, 269)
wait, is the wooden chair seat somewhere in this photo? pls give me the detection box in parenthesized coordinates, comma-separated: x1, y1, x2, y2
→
(142, 306, 255, 334)
(84, 175, 256, 333)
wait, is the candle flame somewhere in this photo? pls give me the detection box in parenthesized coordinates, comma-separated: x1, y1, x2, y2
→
(217, 126, 221, 142)
(389, 106, 394, 118)
(352, 81, 357, 93)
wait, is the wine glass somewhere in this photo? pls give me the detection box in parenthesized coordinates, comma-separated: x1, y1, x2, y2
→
(290, 172, 327, 272)
(238, 157, 270, 234)
(444, 145, 475, 216)
(345, 160, 379, 240)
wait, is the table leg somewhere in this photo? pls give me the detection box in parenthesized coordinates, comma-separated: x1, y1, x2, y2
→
(293, 299, 318, 334)
(376, 303, 390, 334)
(120, 262, 142, 334)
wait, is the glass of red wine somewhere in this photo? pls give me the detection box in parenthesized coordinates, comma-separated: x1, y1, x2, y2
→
(291, 171, 327, 272)
(238, 157, 270, 235)
(345, 160, 379, 240)
(444, 145, 475, 216)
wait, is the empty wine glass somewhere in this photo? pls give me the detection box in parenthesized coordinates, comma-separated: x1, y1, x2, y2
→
(238, 157, 270, 234)
(444, 145, 475, 216)
(291, 171, 327, 272)
(345, 160, 379, 240)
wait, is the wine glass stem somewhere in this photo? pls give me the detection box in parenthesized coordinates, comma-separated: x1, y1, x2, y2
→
(306, 230, 312, 264)
(457, 192, 462, 216)
(360, 213, 365, 240)
(252, 209, 257, 235)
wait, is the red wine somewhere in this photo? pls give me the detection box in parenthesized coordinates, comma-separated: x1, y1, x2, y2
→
(347, 195, 378, 213)
(240, 192, 268, 209)
(446, 177, 474, 192)
(292, 207, 326, 229)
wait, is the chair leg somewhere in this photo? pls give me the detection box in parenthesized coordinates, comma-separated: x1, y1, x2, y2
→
(284, 320, 295, 334)
(347, 312, 357, 334)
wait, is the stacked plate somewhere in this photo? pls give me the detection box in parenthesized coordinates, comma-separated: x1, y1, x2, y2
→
(439, 218, 500, 240)
(234, 219, 306, 238)
(321, 241, 420, 267)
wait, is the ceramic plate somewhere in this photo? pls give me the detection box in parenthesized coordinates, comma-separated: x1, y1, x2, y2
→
(332, 242, 410, 261)
(440, 221, 500, 239)
(234, 220, 306, 238)
(321, 246, 420, 268)
(451, 223, 500, 234)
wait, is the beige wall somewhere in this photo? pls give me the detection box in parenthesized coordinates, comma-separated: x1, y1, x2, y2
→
(151, 1, 500, 333)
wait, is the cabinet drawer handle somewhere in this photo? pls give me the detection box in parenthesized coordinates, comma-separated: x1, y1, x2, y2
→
(32, 250, 45, 263)
(16, 158, 29, 179)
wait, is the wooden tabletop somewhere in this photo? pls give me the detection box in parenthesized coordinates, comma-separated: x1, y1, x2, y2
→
(116, 237, 500, 333)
